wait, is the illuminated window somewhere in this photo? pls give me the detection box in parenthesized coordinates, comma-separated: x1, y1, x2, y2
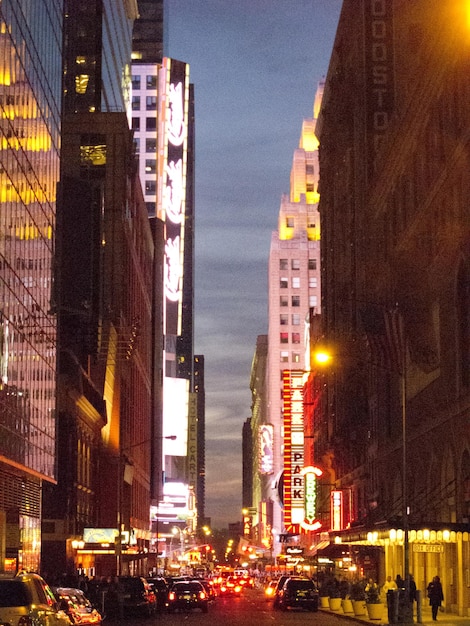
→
(281, 351, 289, 362)
(145, 159, 156, 174)
(309, 277, 317, 288)
(292, 295, 300, 307)
(280, 277, 288, 289)
(292, 277, 300, 288)
(146, 75, 157, 89)
(280, 314, 288, 325)
(280, 259, 288, 270)
(75, 74, 89, 94)
(309, 295, 318, 307)
(280, 296, 288, 307)
(280, 333, 288, 344)
(292, 353, 300, 363)
(292, 333, 300, 344)
(292, 314, 300, 325)
(291, 259, 300, 270)
(145, 180, 156, 194)
(308, 258, 317, 270)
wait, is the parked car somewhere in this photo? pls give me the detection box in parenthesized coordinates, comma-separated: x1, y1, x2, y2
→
(52, 587, 102, 626)
(105, 576, 156, 617)
(277, 577, 319, 612)
(0, 572, 71, 626)
(166, 580, 209, 613)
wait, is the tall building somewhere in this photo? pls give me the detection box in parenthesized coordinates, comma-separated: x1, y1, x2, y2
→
(266, 84, 323, 551)
(132, 0, 165, 64)
(0, 0, 63, 574)
(41, 0, 157, 578)
(317, 0, 470, 614)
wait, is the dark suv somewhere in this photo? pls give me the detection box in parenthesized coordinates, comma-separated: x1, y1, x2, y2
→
(277, 577, 319, 611)
(105, 576, 156, 617)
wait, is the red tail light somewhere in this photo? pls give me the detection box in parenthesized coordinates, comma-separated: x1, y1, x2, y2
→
(199, 591, 206, 600)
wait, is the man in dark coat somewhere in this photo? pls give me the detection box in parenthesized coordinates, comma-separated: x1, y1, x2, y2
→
(427, 575, 444, 621)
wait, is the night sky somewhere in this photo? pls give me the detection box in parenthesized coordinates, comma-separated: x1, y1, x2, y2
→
(166, 0, 343, 528)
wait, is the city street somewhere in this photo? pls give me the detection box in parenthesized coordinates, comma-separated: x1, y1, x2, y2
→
(106, 587, 350, 626)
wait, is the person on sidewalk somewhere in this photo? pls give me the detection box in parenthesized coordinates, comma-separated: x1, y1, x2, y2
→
(427, 575, 444, 621)
(381, 575, 397, 602)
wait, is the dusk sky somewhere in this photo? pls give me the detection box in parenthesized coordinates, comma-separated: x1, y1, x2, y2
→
(166, 0, 343, 529)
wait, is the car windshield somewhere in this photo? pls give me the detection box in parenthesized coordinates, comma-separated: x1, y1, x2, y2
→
(288, 580, 314, 590)
(174, 583, 202, 593)
(0, 581, 29, 607)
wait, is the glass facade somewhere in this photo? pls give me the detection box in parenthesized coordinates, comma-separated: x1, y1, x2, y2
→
(0, 0, 62, 482)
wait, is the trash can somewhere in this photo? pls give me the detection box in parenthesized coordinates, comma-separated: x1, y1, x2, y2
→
(387, 588, 399, 623)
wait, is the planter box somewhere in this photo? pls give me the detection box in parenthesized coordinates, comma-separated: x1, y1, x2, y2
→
(353, 599, 367, 616)
(329, 597, 342, 611)
(319, 596, 330, 609)
(366, 602, 384, 620)
(342, 598, 354, 613)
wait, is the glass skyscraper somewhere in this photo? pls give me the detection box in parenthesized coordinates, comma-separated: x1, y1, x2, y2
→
(0, 0, 63, 572)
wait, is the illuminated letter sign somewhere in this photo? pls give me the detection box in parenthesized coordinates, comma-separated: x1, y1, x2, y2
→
(283, 370, 305, 530)
(300, 466, 322, 531)
(158, 58, 190, 336)
(330, 490, 343, 531)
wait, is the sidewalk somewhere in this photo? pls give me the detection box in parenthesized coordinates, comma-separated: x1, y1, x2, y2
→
(319, 603, 470, 626)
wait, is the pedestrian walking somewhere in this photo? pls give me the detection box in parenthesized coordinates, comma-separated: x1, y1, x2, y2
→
(427, 575, 444, 621)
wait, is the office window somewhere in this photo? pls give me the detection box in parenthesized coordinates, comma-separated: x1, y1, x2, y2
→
(131, 95, 140, 110)
(291, 259, 300, 270)
(292, 295, 300, 307)
(292, 333, 300, 344)
(280, 258, 288, 270)
(308, 258, 317, 270)
(146, 202, 156, 216)
(146, 75, 157, 89)
(146, 95, 157, 110)
(133, 138, 140, 154)
(146, 138, 156, 153)
(286, 217, 294, 228)
(131, 117, 140, 130)
(280, 295, 288, 307)
(292, 353, 300, 363)
(146, 117, 157, 131)
(292, 314, 300, 325)
(306, 164, 314, 175)
(280, 333, 289, 344)
(292, 277, 300, 288)
(145, 159, 156, 174)
(280, 314, 288, 326)
(145, 180, 156, 194)
(309, 295, 318, 307)
(309, 277, 317, 288)
(132, 75, 141, 90)
(280, 277, 288, 289)
(281, 351, 289, 362)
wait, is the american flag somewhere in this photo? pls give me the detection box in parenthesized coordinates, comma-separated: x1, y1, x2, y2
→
(361, 305, 406, 375)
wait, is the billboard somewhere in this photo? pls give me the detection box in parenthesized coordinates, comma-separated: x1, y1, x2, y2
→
(157, 58, 190, 337)
(163, 377, 189, 457)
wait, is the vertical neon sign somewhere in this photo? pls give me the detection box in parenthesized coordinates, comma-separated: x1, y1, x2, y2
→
(158, 58, 189, 336)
